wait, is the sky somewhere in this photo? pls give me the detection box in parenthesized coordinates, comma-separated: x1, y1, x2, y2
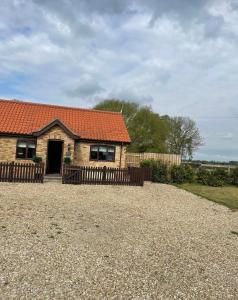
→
(0, 0, 238, 161)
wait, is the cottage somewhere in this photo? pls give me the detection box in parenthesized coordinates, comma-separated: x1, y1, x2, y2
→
(0, 99, 131, 173)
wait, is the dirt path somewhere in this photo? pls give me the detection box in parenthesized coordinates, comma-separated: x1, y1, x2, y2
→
(0, 182, 237, 299)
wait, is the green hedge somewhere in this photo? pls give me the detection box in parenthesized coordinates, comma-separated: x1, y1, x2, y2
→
(140, 160, 238, 187)
(140, 160, 195, 184)
(140, 159, 170, 183)
(170, 164, 195, 184)
(231, 167, 238, 186)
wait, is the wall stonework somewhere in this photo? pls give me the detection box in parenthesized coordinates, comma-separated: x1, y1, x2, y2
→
(74, 142, 126, 168)
(36, 126, 75, 165)
(0, 137, 35, 164)
(0, 130, 127, 169)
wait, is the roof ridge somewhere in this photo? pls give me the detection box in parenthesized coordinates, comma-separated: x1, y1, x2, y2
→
(0, 98, 122, 116)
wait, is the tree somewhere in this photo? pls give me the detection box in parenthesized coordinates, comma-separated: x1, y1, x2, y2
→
(93, 99, 168, 153)
(166, 116, 203, 159)
(94, 99, 138, 126)
(127, 106, 168, 153)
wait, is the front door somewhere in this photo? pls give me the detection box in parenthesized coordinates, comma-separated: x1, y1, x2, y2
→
(47, 140, 63, 174)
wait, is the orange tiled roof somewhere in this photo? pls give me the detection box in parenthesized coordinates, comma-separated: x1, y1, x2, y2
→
(0, 99, 131, 143)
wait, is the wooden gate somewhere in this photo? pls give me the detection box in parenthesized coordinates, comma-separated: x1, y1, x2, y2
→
(62, 165, 144, 186)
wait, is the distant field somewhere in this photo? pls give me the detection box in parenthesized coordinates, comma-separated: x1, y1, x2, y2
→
(177, 184, 238, 210)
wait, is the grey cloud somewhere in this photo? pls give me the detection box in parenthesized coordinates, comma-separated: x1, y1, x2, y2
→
(31, 0, 229, 42)
(202, 15, 225, 38)
(33, 0, 208, 18)
(66, 79, 104, 98)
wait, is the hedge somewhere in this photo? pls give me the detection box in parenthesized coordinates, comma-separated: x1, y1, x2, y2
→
(140, 160, 238, 187)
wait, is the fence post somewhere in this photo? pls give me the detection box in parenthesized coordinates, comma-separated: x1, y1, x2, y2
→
(102, 166, 106, 181)
(62, 164, 65, 184)
(9, 161, 14, 182)
(41, 163, 44, 183)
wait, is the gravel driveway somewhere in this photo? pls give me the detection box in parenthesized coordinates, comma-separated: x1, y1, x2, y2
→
(0, 182, 237, 299)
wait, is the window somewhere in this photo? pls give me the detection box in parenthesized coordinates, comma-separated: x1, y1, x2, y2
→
(90, 145, 115, 161)
(16, 140, 36, 159)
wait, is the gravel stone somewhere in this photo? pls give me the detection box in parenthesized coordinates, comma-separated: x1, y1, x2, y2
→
(0, 182, 237, 299)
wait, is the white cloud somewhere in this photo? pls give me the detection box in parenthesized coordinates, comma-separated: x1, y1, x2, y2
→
(0, 0, 238, 160)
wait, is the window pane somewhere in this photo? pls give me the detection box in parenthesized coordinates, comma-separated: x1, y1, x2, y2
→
(17, 147, 26, 158)
(90, 148, 98, 160)
(108, 147, 115, 153)
(99, 146, 107, 152)
(99, 149, 107, 160)
(18, 142, 27, 148)
(107, 151, 115, 161)
(91, 146, 98, 152)
(27, 147, 36, 159)
(28, 143, 36, 149)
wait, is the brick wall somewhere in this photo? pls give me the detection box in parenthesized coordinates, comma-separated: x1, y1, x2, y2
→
(36, 126, 74, 165)
(0, 137, 34, 164)
(74, 142, 126, 168)
(0, 127, 127, 169)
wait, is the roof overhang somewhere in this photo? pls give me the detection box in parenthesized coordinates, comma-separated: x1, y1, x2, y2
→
(33, 118, 80, 139)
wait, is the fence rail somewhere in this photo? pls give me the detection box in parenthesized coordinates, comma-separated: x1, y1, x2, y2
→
(0, 162, 44, 183)
(126, 153, 181, 167)
(62, 165, 144, 186)
(141, 167, 153, 181)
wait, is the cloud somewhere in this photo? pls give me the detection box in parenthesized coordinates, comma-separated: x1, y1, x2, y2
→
(0, 0, 238, 160)
(66, 77, 104, 98)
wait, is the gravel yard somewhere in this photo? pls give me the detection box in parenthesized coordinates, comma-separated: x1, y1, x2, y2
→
(0, 182, 238, 300)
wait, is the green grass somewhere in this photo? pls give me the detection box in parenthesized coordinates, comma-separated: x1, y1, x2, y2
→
(177, 183, 238, 210)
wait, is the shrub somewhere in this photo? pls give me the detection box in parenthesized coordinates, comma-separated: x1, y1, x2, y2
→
(213, 168, 229, 184)
(170, 164, 195, 184)
(197, 168, 225, 187)
(64, 157, 71, 165)
(207, 174, 224, 187)
(153, 162, 170, 183)
(140, 159, 170, 183)
(231, 167, 238, 186)
(140, 159, 155, 168)
(197, 168, 210, 185)
(185, 165, 196, 182)
(32, 156, 42, 164)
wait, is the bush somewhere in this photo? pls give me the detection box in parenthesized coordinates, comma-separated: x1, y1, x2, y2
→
(197, 168, 225, 187)
(213, 168, 229, 184)
(184, 165, 196, 183)
(32, 156, 42, 164)
(140, 160, 232, 187)
(170, 164, 195, 184)
(197, 168, 210, 185)
(231, 167, 238, 186)
(153, 162, 170, 183)
(207, 174, 224, 187)
(140, 159, 170, 183)
(64, 157, 71, 165)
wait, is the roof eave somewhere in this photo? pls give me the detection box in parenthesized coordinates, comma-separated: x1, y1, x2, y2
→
(33, 118, 80, 140)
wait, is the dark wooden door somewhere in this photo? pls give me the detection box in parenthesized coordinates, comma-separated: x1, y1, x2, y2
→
(47, 141, 63, 174)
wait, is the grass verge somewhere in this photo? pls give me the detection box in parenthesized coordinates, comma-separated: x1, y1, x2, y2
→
(177, 183, 238, 210)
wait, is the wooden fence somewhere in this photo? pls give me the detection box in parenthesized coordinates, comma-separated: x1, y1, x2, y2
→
(126, 153, 181, 167)
(140, 167, 153, 181)
(0, 162, 44, 183)
(62, 165, 144, 186)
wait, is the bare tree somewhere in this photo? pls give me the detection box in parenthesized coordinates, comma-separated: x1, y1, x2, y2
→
(167, 116, 203, 159)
